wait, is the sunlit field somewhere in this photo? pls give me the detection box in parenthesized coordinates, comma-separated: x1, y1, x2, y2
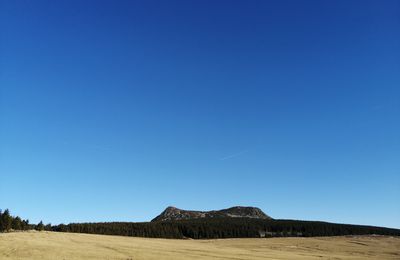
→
(0, 231, 399, 259)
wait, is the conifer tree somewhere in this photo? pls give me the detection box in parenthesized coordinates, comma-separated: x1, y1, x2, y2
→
(36, 221, 45, 231)
(12, 216, 22, 230)
(1, 209, 12, 231)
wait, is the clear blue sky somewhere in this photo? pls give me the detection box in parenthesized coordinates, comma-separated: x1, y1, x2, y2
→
(1, 0, 399, 228)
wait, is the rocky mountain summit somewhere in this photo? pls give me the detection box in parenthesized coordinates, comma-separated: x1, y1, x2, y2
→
(151, 206, 272, 222)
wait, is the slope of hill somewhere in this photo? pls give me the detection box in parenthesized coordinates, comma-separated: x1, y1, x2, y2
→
(151, 206, 272, 222)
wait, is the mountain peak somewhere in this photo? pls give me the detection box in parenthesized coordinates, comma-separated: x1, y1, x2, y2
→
(152, 206, 272, 222)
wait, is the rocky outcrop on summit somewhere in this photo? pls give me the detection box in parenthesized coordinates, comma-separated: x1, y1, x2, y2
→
(151, 206, 272, 222)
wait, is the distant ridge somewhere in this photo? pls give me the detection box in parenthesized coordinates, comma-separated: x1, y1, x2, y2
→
(151, 206, 272, 222)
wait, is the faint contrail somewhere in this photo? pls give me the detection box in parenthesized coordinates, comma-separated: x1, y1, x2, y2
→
(219, 150, 248, 160)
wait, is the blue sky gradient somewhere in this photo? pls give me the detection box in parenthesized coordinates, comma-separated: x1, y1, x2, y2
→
(1, 0, 399, 228)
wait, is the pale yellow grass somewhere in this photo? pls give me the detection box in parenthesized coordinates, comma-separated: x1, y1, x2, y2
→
(0, 231, 399, 260)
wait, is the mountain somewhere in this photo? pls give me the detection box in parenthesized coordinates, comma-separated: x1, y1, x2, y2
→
(151, 206, 272, 222)
(48, 206, 400, 239)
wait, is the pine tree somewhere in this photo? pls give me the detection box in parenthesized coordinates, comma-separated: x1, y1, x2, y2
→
(0, 210, 3, 231)
(12, 216, 22, 230)
(1, 209, 12, 231)
(36, 221, 45, 231)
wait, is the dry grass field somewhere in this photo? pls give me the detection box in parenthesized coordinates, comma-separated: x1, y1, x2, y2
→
(0, 231, 399, 260)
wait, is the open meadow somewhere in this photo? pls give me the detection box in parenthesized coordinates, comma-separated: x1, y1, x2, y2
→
(0, 231, 399, 260)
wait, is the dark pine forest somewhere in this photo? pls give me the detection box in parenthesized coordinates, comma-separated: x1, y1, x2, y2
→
(2, 209, 399, 239)
(52, 218, 400, 239)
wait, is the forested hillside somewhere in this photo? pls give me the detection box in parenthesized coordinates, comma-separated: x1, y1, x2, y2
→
(2, 208, 399, 239)
(52, 218, 400, 239)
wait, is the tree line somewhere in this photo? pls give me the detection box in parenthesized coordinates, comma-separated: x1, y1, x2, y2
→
(52, 218, 400, 239)
(0, 209, 51, 232)
(2, 208, 400, 239)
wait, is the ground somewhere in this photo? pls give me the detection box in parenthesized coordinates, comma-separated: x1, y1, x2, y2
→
(0, 231, 399, 259)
